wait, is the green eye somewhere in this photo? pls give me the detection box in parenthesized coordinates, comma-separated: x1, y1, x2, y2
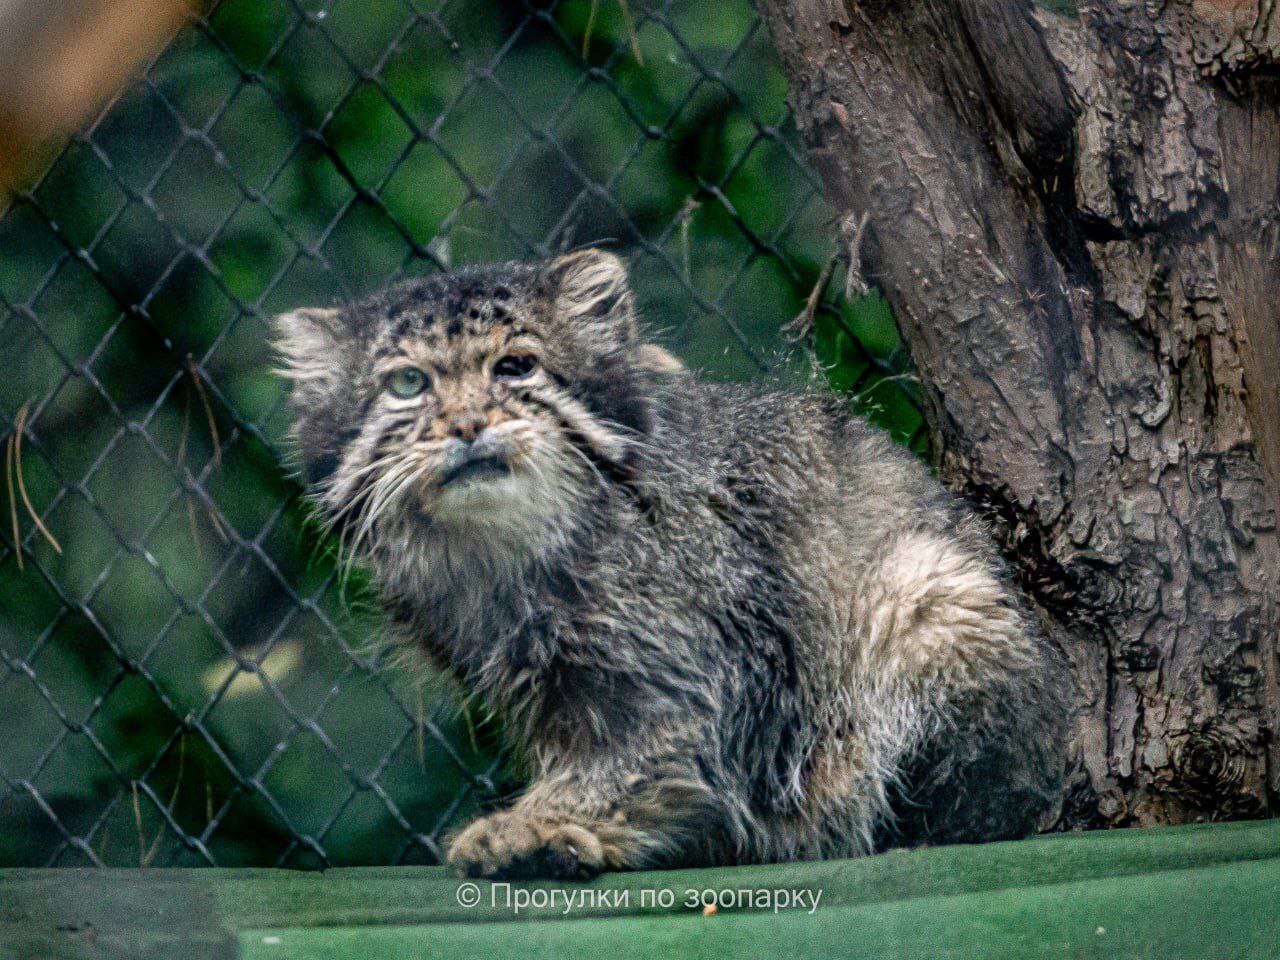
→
(388, 367, 428, 398)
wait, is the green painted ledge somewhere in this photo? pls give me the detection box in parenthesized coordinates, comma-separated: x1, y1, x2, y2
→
(3, 820, 1278, 959)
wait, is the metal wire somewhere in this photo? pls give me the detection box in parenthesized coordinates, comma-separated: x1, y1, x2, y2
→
(0, 0, 921, 868)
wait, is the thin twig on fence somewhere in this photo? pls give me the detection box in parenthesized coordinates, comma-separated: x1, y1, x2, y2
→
(783, 254, 838, 345)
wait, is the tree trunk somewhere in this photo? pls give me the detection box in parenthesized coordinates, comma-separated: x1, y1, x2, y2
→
(0, 0, 192, 186)
(760, 0, 1280, 828)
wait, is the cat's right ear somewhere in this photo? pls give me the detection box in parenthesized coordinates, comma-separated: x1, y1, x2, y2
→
(544, 248, 637, 350)
(272, 306, 345, 385)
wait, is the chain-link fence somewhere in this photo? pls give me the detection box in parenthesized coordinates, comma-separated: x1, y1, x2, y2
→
(0, 0, 921, 869)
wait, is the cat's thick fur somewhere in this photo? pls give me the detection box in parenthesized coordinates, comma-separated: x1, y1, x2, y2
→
(275, 250, 1068, 879)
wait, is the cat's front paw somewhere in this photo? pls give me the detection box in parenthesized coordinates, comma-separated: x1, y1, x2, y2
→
(446, 811, 616, 880)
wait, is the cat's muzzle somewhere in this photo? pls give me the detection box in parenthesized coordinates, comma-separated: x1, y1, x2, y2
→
(437, 433, 512, 489)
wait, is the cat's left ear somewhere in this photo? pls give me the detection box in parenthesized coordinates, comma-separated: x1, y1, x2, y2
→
(545, 248, 637, 348)
(272, 306, 346, 386)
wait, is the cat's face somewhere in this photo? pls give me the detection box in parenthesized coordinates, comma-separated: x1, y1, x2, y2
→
(274, 250, 674, 552)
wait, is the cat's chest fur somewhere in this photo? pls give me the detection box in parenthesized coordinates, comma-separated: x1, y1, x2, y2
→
(379, 494, 736, 745)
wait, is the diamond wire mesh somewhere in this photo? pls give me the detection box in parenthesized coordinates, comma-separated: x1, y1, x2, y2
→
(0, 0, 922, 868)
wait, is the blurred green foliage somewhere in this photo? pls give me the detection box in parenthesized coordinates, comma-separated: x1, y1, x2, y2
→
(0, 0, 920, 868)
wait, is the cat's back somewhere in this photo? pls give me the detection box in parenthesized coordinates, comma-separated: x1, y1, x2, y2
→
(645, 373, 963, 558)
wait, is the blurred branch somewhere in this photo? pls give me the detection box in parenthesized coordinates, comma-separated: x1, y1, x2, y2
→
(0, 0, 197, 188)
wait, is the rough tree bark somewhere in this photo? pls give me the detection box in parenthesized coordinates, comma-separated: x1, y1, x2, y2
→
(760, 0, 1280, 828)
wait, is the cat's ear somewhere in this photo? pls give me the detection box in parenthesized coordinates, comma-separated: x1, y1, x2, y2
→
(272, 306, 347, 385)
(545, 248, 637, 347)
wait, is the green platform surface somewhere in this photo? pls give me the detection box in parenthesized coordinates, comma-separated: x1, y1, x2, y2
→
(2, 820, 1278, 959)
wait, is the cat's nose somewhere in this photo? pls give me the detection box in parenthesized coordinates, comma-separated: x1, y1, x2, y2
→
(445, 410, 487, 442)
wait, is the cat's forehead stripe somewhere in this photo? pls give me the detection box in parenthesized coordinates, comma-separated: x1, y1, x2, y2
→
(372, 308, 529, 355)
(382, 323, 522, 368)
(372, 271, 535, 345)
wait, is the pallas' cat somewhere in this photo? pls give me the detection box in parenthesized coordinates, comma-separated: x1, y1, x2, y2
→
(274, 249, 1068, 879)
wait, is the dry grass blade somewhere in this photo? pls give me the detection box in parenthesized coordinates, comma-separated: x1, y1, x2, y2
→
(617, 0, 643, 64)
(678, 197, 701, 280)
(205, 498, 229, 542)
(187, 356, 221, 468)
(13, 403, 62, 556)
(6, 430, 21, 571)
(186, 356, 228, 542)
(461, 698, 480, 757)
(581, 0, 642, 65)
(177, 379, 202, 552)
(131, 780, 145, 868)
(416, 683, 426, 771)
(142, 736, 186, 867)
(582, 0, 599, 59)
(851, 371, 920, 409)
